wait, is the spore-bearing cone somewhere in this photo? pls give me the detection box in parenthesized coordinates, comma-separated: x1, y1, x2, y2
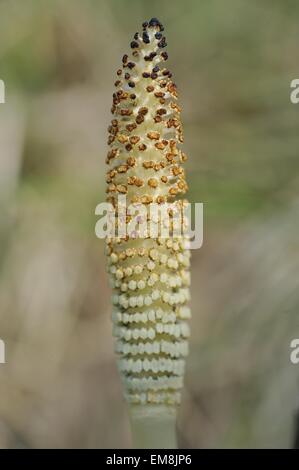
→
(106, 18, 191, 413)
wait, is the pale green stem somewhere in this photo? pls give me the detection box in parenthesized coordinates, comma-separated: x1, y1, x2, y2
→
(129, 405, 177, 449)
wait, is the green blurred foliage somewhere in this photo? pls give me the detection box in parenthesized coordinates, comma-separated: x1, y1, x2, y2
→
(0, 0, 298, 448)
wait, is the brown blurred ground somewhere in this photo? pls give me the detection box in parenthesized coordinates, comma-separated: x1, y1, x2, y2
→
(0, 0, 299, 448)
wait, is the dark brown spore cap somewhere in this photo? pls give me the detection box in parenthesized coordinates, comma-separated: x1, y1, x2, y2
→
(130, 41, 139, 49)
(148, 18, 163, 29)
(158, 37, 167, 48)
(142, 31, 150, 44)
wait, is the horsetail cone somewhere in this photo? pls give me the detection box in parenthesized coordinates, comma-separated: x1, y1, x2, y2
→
(105, 18, 191, 438)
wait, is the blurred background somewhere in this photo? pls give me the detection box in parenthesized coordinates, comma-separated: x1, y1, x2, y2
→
(0, 0, 299, 448)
